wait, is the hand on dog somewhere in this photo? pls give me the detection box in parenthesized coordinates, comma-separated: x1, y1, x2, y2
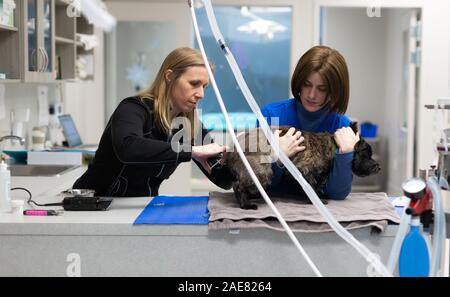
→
(192, 143, 228, 174)
(334, 127, 360, 154)
(272, 127, 305, 161)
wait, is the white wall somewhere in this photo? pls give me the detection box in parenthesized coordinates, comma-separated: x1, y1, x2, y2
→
(0, 83, 59, 146)
(324, 7, 389, 190)
(383, 9, 411, 195)
(324, 7, 387, 129)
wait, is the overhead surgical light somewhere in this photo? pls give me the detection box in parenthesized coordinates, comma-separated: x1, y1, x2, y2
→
(237, 6, 287, 40)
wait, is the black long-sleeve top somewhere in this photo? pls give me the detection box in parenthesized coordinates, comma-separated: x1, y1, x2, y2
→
(73, 96, 233, 197)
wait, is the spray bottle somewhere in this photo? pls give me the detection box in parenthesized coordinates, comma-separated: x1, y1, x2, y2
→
(398, 178, 432, 276)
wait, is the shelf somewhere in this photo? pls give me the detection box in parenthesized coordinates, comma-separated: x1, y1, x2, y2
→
(0, 24, 18, 32)
(55, 36, 75, 45)
(76, 40, 94, 50)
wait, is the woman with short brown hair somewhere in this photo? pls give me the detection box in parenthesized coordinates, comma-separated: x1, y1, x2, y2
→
(261, 45, 359, 200)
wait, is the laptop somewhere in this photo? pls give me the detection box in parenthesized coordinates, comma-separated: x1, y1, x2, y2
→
(58, 114, 98, 151)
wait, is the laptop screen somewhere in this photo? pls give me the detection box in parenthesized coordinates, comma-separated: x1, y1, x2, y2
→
(58, 114, 83, 147)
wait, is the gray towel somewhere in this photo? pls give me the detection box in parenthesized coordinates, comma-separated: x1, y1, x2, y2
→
(208, 191, 401, 233)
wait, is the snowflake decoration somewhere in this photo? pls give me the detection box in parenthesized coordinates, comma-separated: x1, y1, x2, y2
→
(126, 64, 151, 91)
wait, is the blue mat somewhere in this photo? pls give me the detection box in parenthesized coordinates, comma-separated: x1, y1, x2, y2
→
(133, 196, 209, 225)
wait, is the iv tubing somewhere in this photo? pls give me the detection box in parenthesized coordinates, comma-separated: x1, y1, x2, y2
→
(428, 176, 446, 276)
(387, 198, 412, 274)
(197, 0, 392, 276)
(189, 0, 322, 277)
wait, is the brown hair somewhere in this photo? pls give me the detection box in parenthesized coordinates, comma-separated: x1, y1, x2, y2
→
(138, 47, 206, 138)
(291, 45, 349, 114)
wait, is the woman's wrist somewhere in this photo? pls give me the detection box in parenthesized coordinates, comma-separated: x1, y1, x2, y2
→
(339, 147, 353, 154)
(191, 146, 199, 160)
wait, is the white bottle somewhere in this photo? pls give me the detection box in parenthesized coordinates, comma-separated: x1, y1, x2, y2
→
(0, 161, 12, 213)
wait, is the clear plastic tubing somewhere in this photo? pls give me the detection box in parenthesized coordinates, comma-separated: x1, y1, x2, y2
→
(428, 177, 446, 276)
(192, 0, 392, 277)
(189, 0, 322, 277)
(387, 198, 411, 274)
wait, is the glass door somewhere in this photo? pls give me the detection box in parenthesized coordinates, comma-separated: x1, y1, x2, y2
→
(27, 0, 39, 73)
(41, 0, 53, 75)
(24, 0, 55, 81)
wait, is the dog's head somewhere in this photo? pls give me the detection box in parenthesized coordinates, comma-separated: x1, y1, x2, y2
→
(352, 140, 381, 177)
(350, 122, 381, 177)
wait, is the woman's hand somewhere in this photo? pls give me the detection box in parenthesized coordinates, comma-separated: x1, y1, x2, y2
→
(334, 127, 360, 154)
(192, 143, 227, 174)
(272, 127, 305, 162)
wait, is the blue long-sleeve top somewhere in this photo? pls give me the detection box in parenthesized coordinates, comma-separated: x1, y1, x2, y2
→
(257, 98, 353, 200)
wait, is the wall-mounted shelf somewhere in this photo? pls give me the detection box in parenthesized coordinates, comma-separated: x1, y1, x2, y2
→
(75, 15, 95, 81)
(55, 35, 74, 44)
(54, 0, 75, 80)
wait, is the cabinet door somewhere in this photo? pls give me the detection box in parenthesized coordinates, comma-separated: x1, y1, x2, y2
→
(38, 0, 54, 80)
(22, 0, 54, 82)
(24, 0, 40, 80)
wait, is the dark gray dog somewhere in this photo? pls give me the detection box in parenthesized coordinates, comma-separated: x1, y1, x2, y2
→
(225, 122, 380, 209)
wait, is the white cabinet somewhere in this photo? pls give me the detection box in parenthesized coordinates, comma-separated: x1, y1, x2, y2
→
(0, 0, 95, 82)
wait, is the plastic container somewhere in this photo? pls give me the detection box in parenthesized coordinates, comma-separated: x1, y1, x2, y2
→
(10, 200, 24, 215)
(399, 218, 430, 276)
(0, 161, 11, 213)
(360, 122, 378, 138)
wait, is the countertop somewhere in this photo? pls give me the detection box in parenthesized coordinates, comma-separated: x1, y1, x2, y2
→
(1, 165, 210, 236)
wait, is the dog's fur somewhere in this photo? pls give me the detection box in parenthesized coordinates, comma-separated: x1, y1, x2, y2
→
(225, 123, 380, 209)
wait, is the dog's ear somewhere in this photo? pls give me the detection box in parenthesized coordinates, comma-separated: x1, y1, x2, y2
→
(350, 122, 358, 134)
(354, 139, 372, 156)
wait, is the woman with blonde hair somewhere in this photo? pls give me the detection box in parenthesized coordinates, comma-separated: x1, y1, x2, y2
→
(73, 47, 233, 196)
(261, 45, 359, 200)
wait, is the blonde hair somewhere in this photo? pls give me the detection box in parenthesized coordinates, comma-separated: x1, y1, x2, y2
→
(291, 45, 350, 114)
(138, 47, 206, 138)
